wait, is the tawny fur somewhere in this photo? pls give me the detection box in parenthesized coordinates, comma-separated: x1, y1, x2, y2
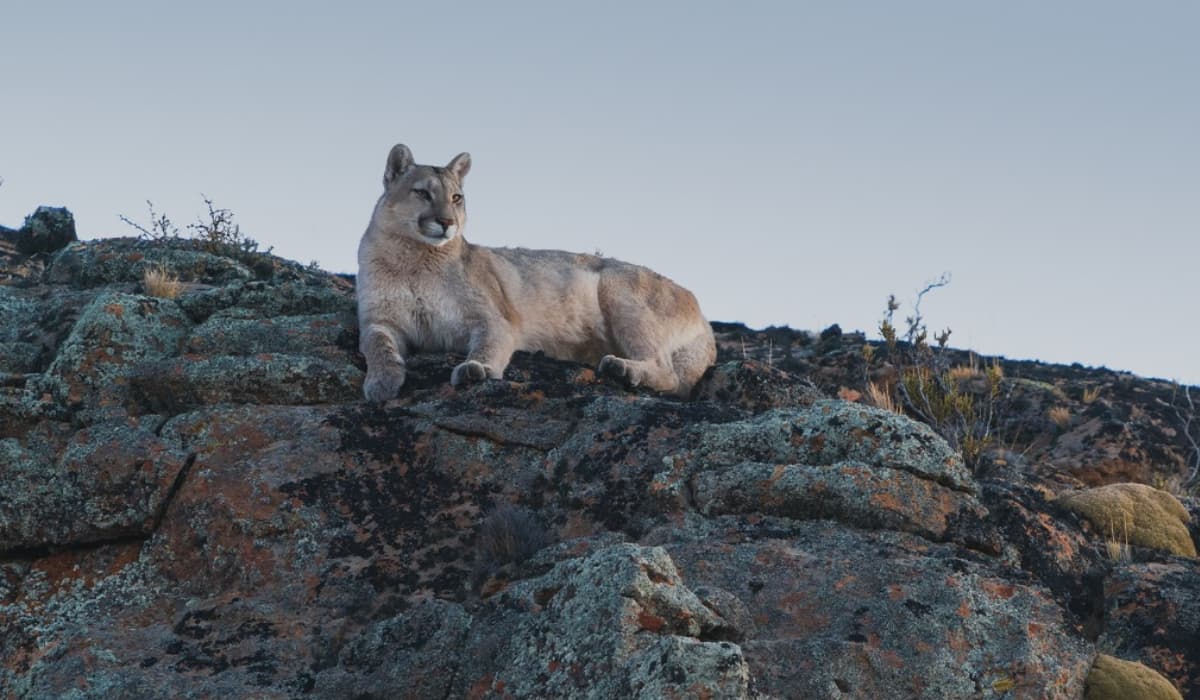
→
(356, 144, 716, 401)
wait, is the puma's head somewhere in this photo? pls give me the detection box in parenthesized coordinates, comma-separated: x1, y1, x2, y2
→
(373, 144, 471, 247)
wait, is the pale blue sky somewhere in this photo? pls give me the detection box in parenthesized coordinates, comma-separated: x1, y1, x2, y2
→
(2, 2, 1197, 384)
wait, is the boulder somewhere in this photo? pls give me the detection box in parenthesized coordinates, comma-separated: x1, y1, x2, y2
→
(16, 206, 76, 255)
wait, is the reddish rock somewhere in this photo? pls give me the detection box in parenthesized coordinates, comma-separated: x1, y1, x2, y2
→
(1100, 562, 1200, 698)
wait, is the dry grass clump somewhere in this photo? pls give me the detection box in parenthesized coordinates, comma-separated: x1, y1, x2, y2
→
(1048, 406, 1072, 429)
(1082, 385, 1103, 404)
(947, 365, 982, 382)
(142, 264, 182, 299)
(866, 380, 901, 414)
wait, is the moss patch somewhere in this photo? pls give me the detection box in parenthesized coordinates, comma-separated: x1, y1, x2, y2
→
(1085, 654, 1181, 700)
(1058, 483, 1196, 557)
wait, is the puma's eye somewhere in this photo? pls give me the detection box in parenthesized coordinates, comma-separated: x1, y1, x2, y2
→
(452, 193, 464, 205)
(412, 189, 432, 202)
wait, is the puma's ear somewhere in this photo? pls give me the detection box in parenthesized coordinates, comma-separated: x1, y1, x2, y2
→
(384, 144, 414, 187)
(446, 152, 471, 181)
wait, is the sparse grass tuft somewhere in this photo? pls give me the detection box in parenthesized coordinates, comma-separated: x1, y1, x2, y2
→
(1048, 406, 1072, 429)
(1082, 385, 1103, 404)
(1104, 513, 1131, 564)
(867, 380, 901, 414)
(142, 264, 182, 299)
(947, 365, 983, 382)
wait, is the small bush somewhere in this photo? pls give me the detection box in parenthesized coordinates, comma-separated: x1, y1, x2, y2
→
(863, 274, 1011, 470)
(471, 504, 550, 593)
(119, 200, 180, 242)
(188, 196, 271, 258)
(121, 196, 275, 278)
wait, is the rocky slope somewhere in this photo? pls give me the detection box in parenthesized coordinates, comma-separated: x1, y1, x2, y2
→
(1, 208, 1197, 699)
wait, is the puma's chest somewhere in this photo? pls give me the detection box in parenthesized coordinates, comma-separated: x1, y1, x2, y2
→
(386, 282, 471, 352)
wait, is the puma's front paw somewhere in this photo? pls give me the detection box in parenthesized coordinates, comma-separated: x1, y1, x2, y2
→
(598, 355, 636, 387)
(451, 360, 490, 386)
(364, 364, 406, 402)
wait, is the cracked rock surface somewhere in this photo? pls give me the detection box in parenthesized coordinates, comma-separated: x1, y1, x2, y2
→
(1, 218, 1198, 698)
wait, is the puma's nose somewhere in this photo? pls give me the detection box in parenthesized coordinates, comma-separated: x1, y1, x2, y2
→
(437, 217, 455, 229)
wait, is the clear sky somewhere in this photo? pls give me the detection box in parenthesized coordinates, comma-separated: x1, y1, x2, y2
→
(2, 2, 1197, 384)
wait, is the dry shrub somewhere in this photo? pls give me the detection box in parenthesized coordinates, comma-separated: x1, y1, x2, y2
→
(471, 504, 550, 593)
(865, 275, 1012, 470)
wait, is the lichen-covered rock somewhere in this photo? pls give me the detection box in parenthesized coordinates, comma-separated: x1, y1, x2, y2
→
(16, 206, 76, 255)
(980, 479, 1107, 631)
(1099, 562, 1200, 697)
(692, 460, 986, 541)
(684, 400, 976, 493)
(665, 519, 1093, 700)
(128, 353, 363, 412)
(693, 360, 823, 411)
(184, 310, 357, 363)
(177, 276, 356, 323)
(38, 290, 191, 418)
(44, 238, 254, 288)
(1058, 483, 1196, 557)
(453, 543, 749, 699)
(0, 417, 186, 552)
(1085, 654, 1182, 700)
(313, 600, 472, 699)
(0, 287, 42, 373)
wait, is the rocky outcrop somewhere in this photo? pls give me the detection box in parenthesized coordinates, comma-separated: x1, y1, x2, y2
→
(1, 212, 1198, 698)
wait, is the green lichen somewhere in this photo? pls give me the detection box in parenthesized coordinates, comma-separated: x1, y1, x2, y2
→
(1058, 483, 1196, 558)
(1085, 654, 1182, 700)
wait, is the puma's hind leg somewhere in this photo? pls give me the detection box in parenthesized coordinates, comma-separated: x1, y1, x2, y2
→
(596, 267, 715, 397)
(668, 329, 717, 396)
(597, 353, 679, 394)
(595, 299, 682, 395)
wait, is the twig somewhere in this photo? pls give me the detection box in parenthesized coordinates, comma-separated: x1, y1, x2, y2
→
(1171, 383, 1200, 484)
